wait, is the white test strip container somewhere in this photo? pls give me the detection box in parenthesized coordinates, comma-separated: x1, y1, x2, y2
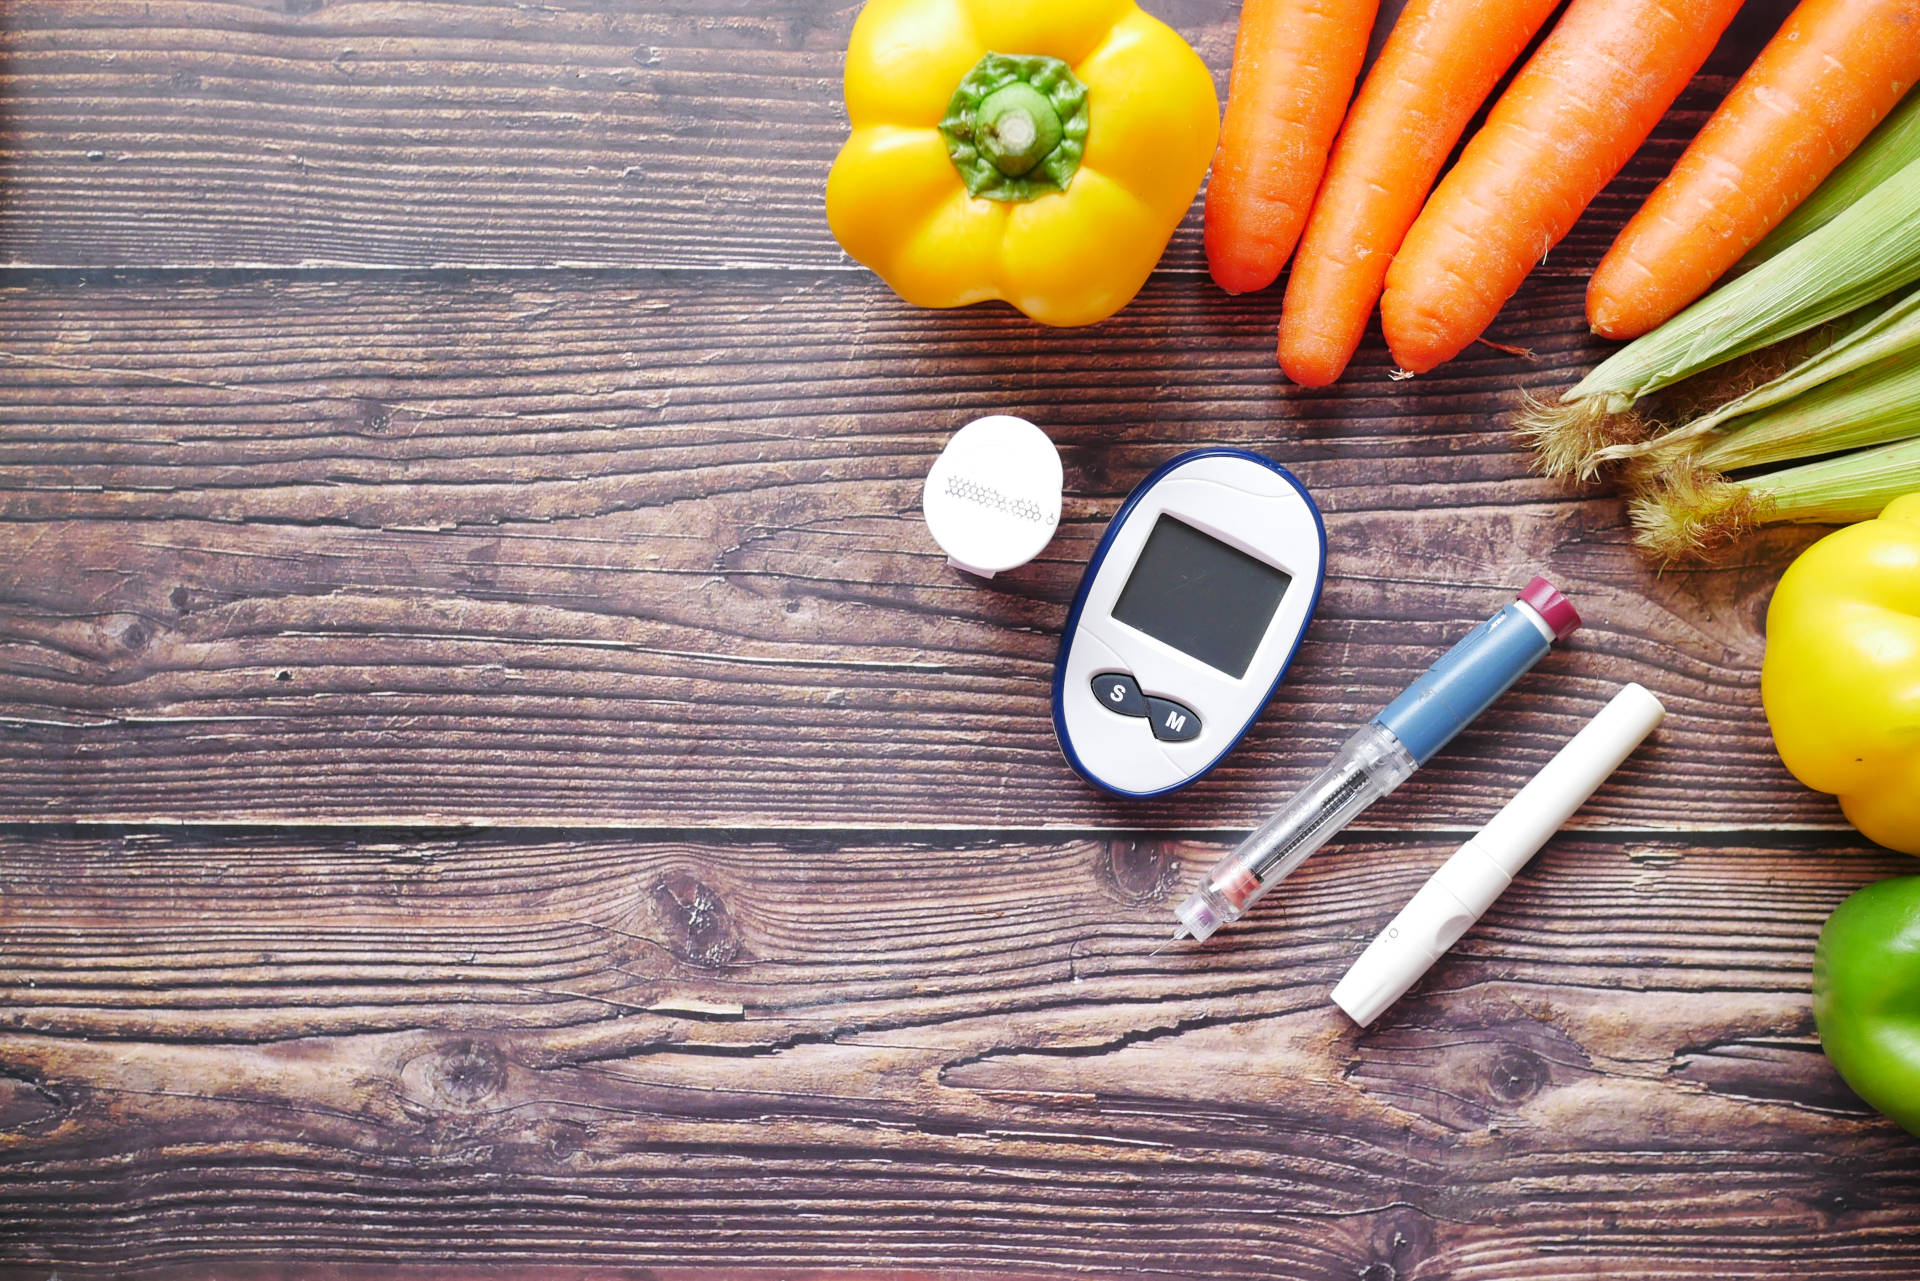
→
(922, 415, 1063, 578)
(1331, 682, 1667, 1027)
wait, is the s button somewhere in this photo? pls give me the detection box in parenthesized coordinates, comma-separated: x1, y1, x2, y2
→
(1091, 673, 1147, 717)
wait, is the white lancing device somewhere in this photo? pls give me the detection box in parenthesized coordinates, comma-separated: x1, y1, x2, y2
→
(1330, 682, 1667, 1028)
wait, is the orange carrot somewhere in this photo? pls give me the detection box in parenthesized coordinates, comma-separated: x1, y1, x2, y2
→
(1277, 0, 1562, 386)
(1380, 0, 1744, 375)
(1588, 0, 1920, 340)
(1205, 0, 1380, 296)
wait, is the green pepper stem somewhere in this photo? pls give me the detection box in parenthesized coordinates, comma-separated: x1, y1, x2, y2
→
(976, 83, 1062, 177)
(939, 53, 1089, 203)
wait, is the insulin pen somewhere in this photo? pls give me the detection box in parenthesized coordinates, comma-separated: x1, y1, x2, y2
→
(1165, 577, 1581, 947)
(1331, 683, 1665, 1025)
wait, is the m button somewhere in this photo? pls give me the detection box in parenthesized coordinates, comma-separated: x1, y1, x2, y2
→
(1146, 697, 1201, 743)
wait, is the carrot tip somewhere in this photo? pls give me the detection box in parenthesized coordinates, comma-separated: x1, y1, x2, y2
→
(1514, 389, 1648, 482)
(1476, 337, 1536, 360)
(1628, 469, 1764, 566)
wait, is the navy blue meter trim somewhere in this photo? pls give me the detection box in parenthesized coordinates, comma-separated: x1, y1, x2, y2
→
(1051, 448, 1327, 799)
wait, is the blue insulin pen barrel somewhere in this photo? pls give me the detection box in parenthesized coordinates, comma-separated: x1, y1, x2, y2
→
(1376, 577, 1583, 765)
(1170, 578, 1581, 945)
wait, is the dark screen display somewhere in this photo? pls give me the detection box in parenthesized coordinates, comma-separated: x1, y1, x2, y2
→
(1109, 516, 1291, 679)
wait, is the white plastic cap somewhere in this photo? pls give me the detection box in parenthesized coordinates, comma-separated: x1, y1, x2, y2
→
(1331, 872, 1488, 1028)
(922, 415, 1063, 578)
(1331, 683, 1666, 1028)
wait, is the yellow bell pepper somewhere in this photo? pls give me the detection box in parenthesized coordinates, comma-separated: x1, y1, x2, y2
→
(825, 0, 1219, 328)
(1762, 492, 1920, 855)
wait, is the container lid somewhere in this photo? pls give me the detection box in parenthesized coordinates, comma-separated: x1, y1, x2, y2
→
(922, 415, 1063, 578)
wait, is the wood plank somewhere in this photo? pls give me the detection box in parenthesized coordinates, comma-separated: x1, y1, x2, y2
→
(0, 0, 1793, 272)
(0, 272, 1836, 828)
(1, 826, 1914, 1277)
(8, 1274, 1095, 1281)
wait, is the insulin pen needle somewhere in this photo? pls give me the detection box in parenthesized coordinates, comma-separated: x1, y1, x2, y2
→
(1150, 925, 1192, 956)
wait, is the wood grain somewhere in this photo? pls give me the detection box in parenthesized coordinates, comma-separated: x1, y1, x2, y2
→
(0, 0, 1792, 273)
(1, 826, 1915, 1278)
(4, 1, 1912, 1276)
(0, 271, 1834, 828)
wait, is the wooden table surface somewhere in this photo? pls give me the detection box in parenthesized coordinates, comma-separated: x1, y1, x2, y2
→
(4, 0, 1918, 1276)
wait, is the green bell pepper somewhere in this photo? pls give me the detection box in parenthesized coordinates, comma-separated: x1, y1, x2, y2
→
(1813, 876, 1920, 1137)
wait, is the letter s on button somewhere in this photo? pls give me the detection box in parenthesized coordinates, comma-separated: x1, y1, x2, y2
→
(1090, 673, 1147, 718)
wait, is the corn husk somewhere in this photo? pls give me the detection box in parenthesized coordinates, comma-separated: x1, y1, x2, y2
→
(1652, 350, 1920, 477)
(1740, 89, 1920, 271)
(1598, 284, 1920, 472)
(1521, 151, 1920, 475)
(1631, 436, 1920, 564)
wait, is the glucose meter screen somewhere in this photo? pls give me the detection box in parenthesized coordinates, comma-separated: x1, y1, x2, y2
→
(1110, 515, 1291, 680)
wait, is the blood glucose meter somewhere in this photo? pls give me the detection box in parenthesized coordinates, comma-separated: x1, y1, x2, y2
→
(1053, 449, 1326, 797)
